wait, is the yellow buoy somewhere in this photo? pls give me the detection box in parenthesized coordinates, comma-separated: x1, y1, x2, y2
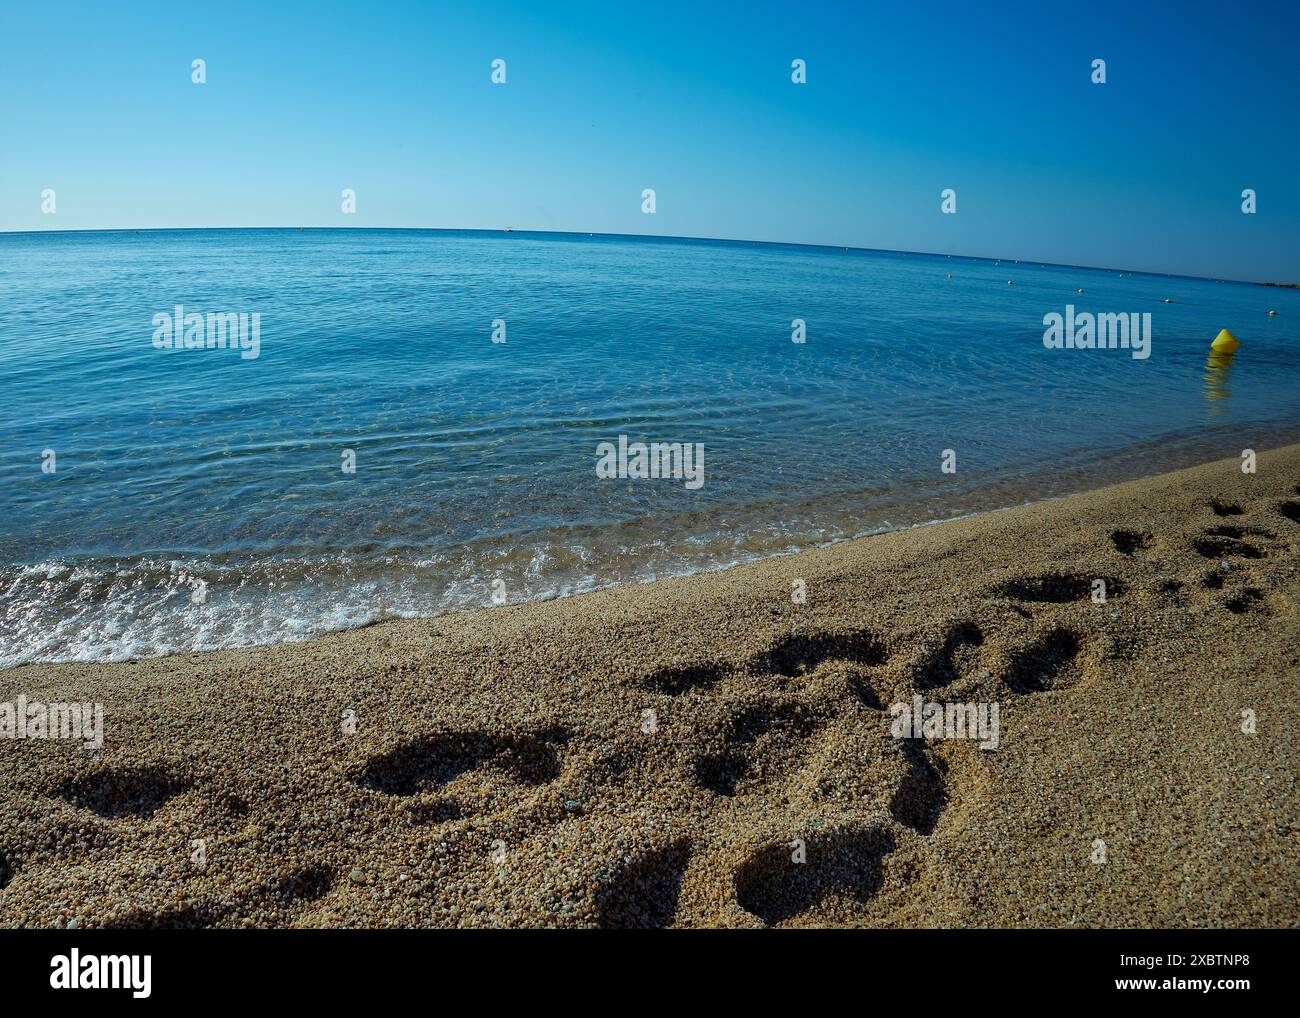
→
(1210, 328, 1240, 355)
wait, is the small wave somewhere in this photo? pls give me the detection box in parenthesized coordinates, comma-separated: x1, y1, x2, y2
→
(7, 421, 1299, 669)
(0, 520, 841, 667)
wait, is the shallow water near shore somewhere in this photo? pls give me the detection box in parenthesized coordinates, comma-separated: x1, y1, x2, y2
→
(2, 228, 1298, 666)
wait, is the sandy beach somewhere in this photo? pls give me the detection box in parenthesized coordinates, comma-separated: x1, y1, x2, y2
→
(2, 445, 1297, 929)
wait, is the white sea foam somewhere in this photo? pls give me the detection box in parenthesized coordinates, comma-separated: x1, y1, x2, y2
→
(0, 513, 915, 668)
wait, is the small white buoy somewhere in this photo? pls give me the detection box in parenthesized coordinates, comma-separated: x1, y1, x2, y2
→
(1007, 280, 1014, 285)
(1267, 309, 1277, 316)
(1163, 298, 1173, 303)
(1077, 288, 1084, 294)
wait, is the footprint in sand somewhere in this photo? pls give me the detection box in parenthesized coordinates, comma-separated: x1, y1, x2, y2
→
(691, 699, 824, 797)
(994, 571, 1123, 604)
(909, 620, 985, 691)
(1111, 529, 1155, 555)
(1192, 525, 1279, 561)
(351, 728, 568, 797)
(1223, 588, 1268, 615)
(888, 739, 947, 835)
(618, 609, 1083, 927)
(1210, 499, 1245, 518)
(97, 863, 338, 929)
(594, 839, 693, 929)
(55, 764, 193, 820)
(638, 660, 727, 695)
(98, 902, 226, 930)
(1002, 626, 1085, 695)
(751, 627, 889, 677)
(732, 824, 896, 926)
(633, 625, 890, 696)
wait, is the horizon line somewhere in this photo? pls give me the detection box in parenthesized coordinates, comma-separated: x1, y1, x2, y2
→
(0, 225, 1292, 288)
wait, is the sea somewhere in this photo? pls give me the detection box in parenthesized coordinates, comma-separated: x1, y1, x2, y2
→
(2, 228, 1297, 667)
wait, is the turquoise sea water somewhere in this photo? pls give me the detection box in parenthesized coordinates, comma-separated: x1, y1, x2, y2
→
(2, 228, 1297, 666)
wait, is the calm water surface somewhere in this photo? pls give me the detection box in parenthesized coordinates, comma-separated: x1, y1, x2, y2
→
(2, 229, 1297, 665)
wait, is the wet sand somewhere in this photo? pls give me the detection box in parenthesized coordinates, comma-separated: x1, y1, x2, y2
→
(1, 445, 1297, 928)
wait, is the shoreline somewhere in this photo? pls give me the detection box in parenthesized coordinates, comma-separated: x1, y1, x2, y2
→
(2, 445, 1297, 927)
(9, 423, 1300, 671)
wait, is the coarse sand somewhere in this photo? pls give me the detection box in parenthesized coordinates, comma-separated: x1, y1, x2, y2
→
(1, 446, 1297, 928)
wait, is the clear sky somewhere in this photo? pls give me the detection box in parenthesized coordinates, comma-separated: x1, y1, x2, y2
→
(2, 0, 1296, 281)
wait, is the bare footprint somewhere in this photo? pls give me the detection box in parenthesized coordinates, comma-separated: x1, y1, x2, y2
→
(733, 825, 895, 926)
(1003, 627, 1083, 694)
(995, 572, 1122, 603)
(1192, 526, 1276, 560)
(692, 700, 822, 797)
(99, 903, 224, 930)
(1111, 530, 1154, 555)
(98, 863, 338, 929)
(1224, 588, 1268, 615)
(595, 839, 692, 929)
(911, 620, 984, 690)
(1210, 499, 1244, 517)
(55, 764, 192, 820)
(752, 627, 889, 677)
(639, 661, 726, 695)
(352, 729, 566, 796)
(889, 740, 947, 834)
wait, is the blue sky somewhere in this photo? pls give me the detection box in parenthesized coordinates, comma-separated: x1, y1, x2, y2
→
(1, 0, 1297, 281)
